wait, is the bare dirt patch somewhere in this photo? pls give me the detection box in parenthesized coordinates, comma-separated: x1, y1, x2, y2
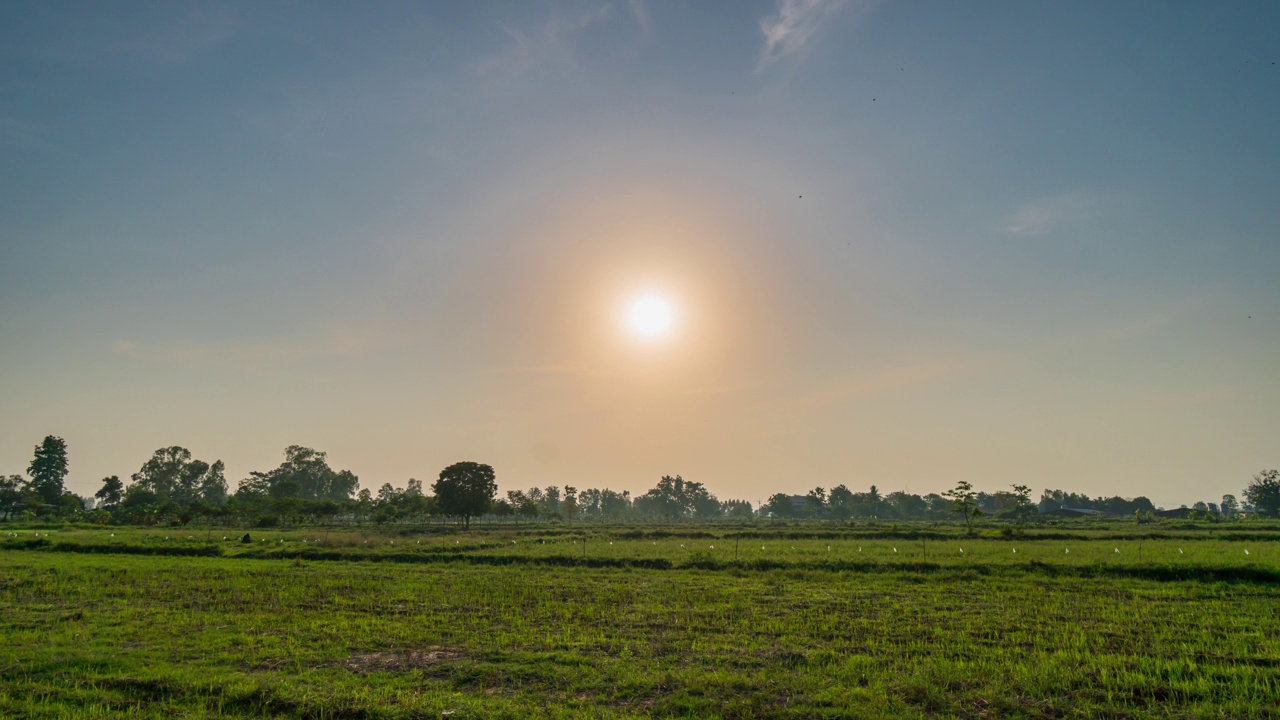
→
(344, 647, 464, 673)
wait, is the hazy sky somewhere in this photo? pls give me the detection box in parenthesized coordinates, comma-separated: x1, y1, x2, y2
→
(2, 1, 1277, 507)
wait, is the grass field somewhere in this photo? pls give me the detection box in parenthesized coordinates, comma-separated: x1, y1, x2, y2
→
(3, 523, 1279, 719)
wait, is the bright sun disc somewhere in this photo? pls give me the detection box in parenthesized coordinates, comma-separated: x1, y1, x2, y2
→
(628, 295, 674, 338)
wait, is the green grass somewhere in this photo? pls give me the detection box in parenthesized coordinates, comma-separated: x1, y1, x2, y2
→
(3, 524, 1279, 718)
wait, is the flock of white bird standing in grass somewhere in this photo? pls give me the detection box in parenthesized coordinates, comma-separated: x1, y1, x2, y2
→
(0, 531, 1263, 560)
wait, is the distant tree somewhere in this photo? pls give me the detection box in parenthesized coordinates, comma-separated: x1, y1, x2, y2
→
(394, 492, 434, 522)
(372, 500, 398, 524)
(691, 488, 723, 519)
(377, 483, 398, 503)
(827, 484, 854, 519)
(561, 486, 578, 521)
(121, 487, 159, 510)
(721, 499, 754, 519)
(1011, 484, 1031, 505)
(28, 436, 69, 506)
(354, 488, 372, 520)
(268, 478, 301, 499)
(59, 492, 87, 515)
(236, 446, 358, 503)
(539, 486, 562, 517)
(576, 488, 602, 518)
(599, 489, 632, 519)
(635, 475, 719, 520)
(526, 486, 545, 507)
(763, 493, 795, 518)
(130, 446, 193, 500)
(975, 492, 997, 515)
(0, 475, 27, 520)
(1244, 470, 1280, 518)
(433, 462, 496, 528)
(405, 478, 424, 496)
(95, 476, 124, 507)
(943, 480, 981, 533)
(1220, 494, 1240, 517)
(505, 490, 532, 521)
(1037, 490, 1062, 514)
(198, 461, 228, 505)
(804, 487, 827, 518)
(883, 491, 928, 520)
(130, 447, 225, 507)
(1006, 484, 1036, 521)
(851, 485, 882, 518)
(491, 499, 515, 519)
(923, 493, 949, 518)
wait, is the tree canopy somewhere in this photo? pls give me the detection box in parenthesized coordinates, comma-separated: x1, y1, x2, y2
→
(432, 461, 496, 527)
(0, 433, 1271, 527)
(1244, 469, 1280, 517)
(634, 475, 721, 519)
(235, 446, 358, 502)
(27, 435, 69, 505)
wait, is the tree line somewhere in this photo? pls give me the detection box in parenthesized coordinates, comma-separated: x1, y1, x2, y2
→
(3, 435, 1278, 525)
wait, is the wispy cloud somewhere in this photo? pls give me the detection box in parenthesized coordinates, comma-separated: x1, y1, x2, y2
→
(478, 6, 614, 78)
(1000, 190, 1101, 237)
(628, 0, 654, 38)
(757, 0, 854, 72)
(477, 2, 653, 78)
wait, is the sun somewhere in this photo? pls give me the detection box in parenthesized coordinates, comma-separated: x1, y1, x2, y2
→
(627, 295, 675, 339)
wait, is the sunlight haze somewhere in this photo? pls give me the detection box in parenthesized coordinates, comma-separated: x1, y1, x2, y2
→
(1, 1, 1277, 507)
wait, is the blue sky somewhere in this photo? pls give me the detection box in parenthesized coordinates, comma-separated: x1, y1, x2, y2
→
(2, 1, 1277, 506)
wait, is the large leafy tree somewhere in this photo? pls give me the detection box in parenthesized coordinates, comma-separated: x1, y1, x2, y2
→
(1244, 469, 1280, 517)
(827, 484, 855, 519)
(433, 461, 496, 528)
(131, 447, 224, 507)
(28, 436, 69, 505)
(635, 475, 720, 519)
(239, 446, 359, 502)
(95, 476, 124, 507)
(763, 493, 796, 518)
(198, 461, 228, 505)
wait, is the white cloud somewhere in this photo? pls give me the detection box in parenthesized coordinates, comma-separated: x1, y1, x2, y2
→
(628, 0, 654, 38)
(478, 6, 614, 77)
(757, 0, 852, 72)
(477, 3, 654, 78)
(1000, 191, 1101, 237)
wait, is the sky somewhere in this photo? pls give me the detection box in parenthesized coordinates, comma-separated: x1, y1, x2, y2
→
(1, 0, 1278, 508)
